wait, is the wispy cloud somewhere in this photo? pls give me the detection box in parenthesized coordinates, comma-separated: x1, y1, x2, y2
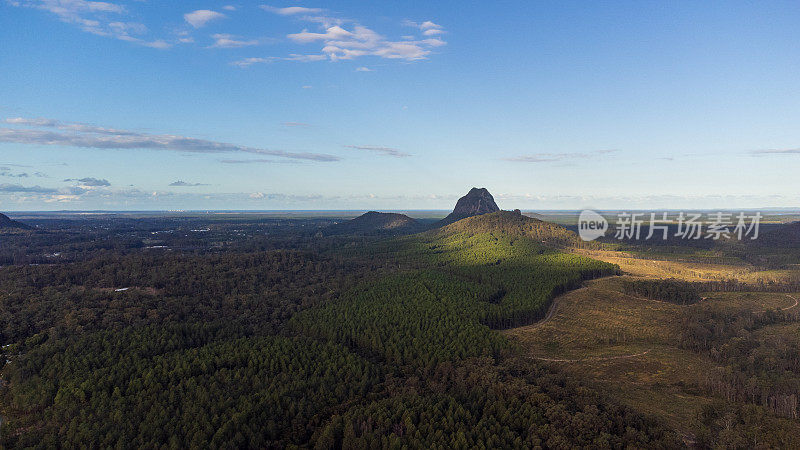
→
(750, 148, 800, 156)
(220, 158, 301, 164)
(208, 33, 258, 48)
(0, 168, 45, 178)
(10, 0, 171, 48)
(5, 117, 138, 135)
(286, 25, 445, 61)
(231, 57, 272, 68)
(0, 183, 58, 194)
(64, 177, 110, 186)
(249, 8, 446, 63)
(249, 192, 323, 201)
(260, 5, 323, 16)
(169, 180, 209, 186)
(1, 117, 341, 162)
(0, 181, 425, 206)
(504, 149, 618, 163)
(403, 20, 445, 36)
(345, 145, 411, 158)
(355, 66, 373, 72)
(184, 9, 225, 28)
(284, 53, 328, 62)
(0, 182, 354, 205)
(11, 2, 447, 62)
(231, 53, 326, 67)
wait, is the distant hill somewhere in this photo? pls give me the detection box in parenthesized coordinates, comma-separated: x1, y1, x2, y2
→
(324, 211, 425, 235)
(439, 187, 500, 226)
(323, 188, 581, 240)
(755, 220, 800, 247)
(0, 212, 32, 230)
(435, 210, 586, 248)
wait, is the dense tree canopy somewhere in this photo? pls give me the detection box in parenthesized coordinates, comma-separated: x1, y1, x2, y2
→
(3, 213, 795, 447)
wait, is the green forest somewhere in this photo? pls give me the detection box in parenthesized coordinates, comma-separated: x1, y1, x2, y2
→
(3, 210, 800, 448)
(0, 212, 684, 448)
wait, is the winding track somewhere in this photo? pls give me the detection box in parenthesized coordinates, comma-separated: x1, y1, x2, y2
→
(781, 294, 799, 311)
(517, 278, 654, 363)
(756, 294, 799, 313)
(530, 349, 652, 363)
(526, 284, 592, 330)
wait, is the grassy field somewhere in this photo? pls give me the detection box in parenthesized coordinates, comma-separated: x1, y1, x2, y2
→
(505, 272, 800, 440)
(573, 248, 800, 283)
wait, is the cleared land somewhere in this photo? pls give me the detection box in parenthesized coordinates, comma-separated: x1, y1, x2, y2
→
(505, 273, 800, 439)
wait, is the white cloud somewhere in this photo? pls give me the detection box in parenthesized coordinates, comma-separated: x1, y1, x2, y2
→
(209, 33, 258, 48)
(12, 1, 448, 62)
(10, 0, 172, 48)
(260, 5, 323, 15)
(246, 11, 448, 62)
(404, 20, 445, 36)
(421, 38, 446, 47)
(184, 9, 225, 28)
(287, 25, 353, 43)
(355, 66, 373, 72)
(1, 116, 341, 162)
(286, 23, 445, 61)
(420, 21, 442, 30)
(19, 0, 125, 17)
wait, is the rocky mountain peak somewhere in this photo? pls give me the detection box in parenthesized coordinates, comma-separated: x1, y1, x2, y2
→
(440, 187, 500, 225)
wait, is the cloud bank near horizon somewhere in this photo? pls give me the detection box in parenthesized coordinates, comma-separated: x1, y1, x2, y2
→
(1, 117, 340, 162)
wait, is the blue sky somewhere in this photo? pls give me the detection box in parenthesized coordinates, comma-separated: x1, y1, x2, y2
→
(1, 1, 799, 211)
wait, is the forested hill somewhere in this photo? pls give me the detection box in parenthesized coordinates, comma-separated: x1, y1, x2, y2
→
(756, 220, 800, 246)
(434, 209, 588, 248)
(323, 211, 425, 236)
(0, 213, 32, 230)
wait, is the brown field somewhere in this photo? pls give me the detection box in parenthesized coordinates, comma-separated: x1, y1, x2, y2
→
(505, 273, 800, 437)
(575, 248, 800, 283)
